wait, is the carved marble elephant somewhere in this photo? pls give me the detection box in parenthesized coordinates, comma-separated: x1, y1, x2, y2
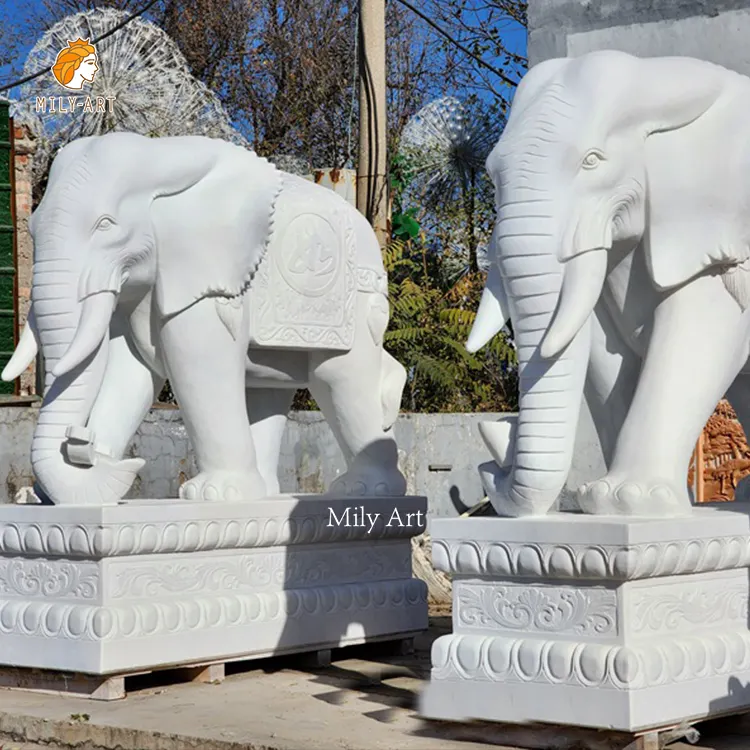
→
(3, 132, 407, 506)
(467, 50, 750, 518)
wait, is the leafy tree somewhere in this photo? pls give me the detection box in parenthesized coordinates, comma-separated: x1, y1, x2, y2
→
(3, 0, 527, 414)
(416, 0, 527, 109)
(384, 239, 516, 412)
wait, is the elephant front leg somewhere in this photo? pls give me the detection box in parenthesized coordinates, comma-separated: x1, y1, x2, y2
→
(160, 296, 266, 501)
(86, 315, 165, 461)
(579, 274, 749, 516)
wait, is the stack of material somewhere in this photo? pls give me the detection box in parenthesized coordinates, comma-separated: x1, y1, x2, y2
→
(412, 533, 452, 613)
(688, 400, 750, 501)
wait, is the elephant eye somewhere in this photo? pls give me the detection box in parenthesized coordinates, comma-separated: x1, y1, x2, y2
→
(95, 216, 115, 231)
(581, 150, 605, 170)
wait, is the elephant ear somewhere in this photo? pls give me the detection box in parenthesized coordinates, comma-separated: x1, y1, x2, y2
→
(149, 140, 283, 317)
(643, 113, 748, 291)
(630, 56, 742, 290)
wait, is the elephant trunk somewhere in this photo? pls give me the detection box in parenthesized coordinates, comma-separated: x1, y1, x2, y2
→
(479, 193, 595, 516)
(30, 257, 142, 506)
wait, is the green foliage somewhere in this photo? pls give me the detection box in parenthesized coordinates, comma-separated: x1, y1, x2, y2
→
(390, 153, 422, 241)
(392, 208, 421, 240)
(383, 239, 517, 413)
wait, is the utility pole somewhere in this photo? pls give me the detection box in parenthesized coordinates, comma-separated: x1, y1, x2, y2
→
(357, 0, 388, 247)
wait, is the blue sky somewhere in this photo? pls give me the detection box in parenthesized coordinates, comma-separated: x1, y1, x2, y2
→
(1, 0, 528, 109)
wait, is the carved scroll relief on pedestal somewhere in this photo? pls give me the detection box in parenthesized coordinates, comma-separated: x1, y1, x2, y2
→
(625, 573, 749, 636)
(249, 174, 357, 350)
(455, 581, 618, 639)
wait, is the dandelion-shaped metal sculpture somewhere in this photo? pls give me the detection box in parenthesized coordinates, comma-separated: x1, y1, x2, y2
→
(400, 97, 502, 273)
(15, 7, 247, 190)
(272, 154, 313, 176)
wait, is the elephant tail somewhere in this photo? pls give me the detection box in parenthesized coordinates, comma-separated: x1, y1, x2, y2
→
(380, 349, 406, 432)
(366, 292, 405, 431)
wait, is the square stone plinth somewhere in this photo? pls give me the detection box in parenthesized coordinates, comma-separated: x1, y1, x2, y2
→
(0, 495, 428, 675)
(420, 503, 750, 733)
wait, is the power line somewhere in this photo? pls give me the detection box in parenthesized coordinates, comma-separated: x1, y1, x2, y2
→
(0, 0, 161, 94)
(346, 8, 360, 166)
(393, 0, 520, 88)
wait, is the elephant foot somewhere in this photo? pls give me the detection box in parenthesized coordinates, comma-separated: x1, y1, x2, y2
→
(479, 460, 554, 517)
(577, 475, 693, 517)
(327, 459, 406, 498)
(179, 470, 267, 502)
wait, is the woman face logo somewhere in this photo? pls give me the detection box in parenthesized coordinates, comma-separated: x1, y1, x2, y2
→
(51, 39, 99, 91)
(78, 54, 99, 84)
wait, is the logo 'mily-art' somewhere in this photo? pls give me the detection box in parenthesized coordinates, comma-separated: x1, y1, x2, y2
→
(52, 37, 98, 90)
(35, 38, 116, 114)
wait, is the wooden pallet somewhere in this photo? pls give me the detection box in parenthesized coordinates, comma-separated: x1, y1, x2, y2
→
(0, 642, 398, 701)
(423, 718, 702, 750)
(0, 661, 227, 701)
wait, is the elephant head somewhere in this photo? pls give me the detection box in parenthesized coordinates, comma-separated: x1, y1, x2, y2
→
(2, 132, 281, 505)
(467, 50, 737, 516)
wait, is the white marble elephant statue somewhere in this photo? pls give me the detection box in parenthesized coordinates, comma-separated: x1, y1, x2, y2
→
(467, 50, 750, 518)
(2, 132, 407, 506)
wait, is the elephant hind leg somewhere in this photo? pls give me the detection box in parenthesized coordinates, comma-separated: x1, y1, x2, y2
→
(584, 300, 643, 470)
(381, 350, 406, 432)
(246, 387, 294, 495)
(309, 294, 406, 497)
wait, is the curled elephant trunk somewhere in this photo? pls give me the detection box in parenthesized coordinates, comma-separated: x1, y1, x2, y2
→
(473, 196, 595, 516)
(29, 259, 142, 506)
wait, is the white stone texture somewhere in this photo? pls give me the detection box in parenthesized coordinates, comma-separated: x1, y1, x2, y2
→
(421, 504, 750, 732)
(2, 132, 407, 506)
(0, 495, 428, 674)
(467, 50, 750, 518)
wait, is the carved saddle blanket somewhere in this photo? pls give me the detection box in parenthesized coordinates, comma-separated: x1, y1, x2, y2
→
(249, 173, 360, 351)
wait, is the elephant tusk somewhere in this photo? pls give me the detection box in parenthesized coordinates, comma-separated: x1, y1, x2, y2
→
(466, 261, 510, 353)
(541, 249, 607, 359)
(478, 416, 518, 468)
(53, 291, 116, 378)
(2, 308, 39, 382)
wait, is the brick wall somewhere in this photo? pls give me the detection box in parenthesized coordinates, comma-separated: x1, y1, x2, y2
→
(12, 124, 35, 396)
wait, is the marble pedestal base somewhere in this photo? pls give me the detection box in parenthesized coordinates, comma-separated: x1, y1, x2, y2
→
(0, 495, 428, 675)
(421, 504, 750, 733)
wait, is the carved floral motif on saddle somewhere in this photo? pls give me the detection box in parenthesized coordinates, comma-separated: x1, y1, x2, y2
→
(249, 174, 357, 350)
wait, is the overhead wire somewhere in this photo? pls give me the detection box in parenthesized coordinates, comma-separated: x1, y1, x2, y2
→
(346, 8, 360, 166)
(357, 7, 381, 225)
(0, 0, 162, 94)
(393, 0, 521, 88)
(2, 0, 517, 221)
